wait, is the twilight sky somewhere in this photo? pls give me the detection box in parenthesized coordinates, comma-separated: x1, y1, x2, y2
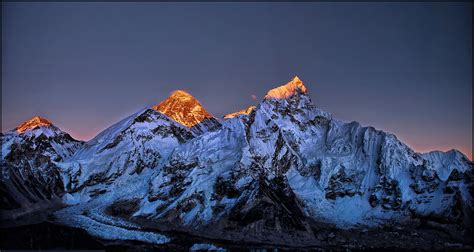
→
(2, 2, 472, 159)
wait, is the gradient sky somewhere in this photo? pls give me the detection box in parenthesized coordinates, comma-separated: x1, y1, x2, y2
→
(2, 2, 472, 159)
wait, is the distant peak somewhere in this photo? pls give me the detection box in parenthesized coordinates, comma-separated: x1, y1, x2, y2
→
(152, 90, 214, 128)
(264, 76, 308, 100)
(224, 106, 256, 119)
(16, 116, 53, 133)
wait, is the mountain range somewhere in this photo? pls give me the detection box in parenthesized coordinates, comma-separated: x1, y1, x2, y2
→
(1, 76, 472, 250)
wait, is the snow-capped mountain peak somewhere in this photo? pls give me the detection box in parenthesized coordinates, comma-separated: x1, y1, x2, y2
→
(3, 115, 83, 159)
(152, 90, 214, 128)
(10, 116, 68, 138)
(152, 90, 221, 135)
(264, 76, 308, 100)
(223, 106, 256, 119)
(1, 116, 84, 211)
(15, 116, 53, 133)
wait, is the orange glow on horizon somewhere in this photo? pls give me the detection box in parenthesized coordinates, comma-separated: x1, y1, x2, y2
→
(405, 142, 472, 161)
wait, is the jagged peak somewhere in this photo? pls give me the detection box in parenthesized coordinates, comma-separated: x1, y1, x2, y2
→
(15, 116, 53, 133)
(152, 90, 214, 128)
(264, 76, 308, 100)
(224, 106, 256, 119)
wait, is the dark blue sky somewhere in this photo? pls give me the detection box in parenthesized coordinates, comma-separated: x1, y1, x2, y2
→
(2, 2, 472, 158)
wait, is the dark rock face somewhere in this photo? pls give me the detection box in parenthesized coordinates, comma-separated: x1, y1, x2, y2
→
(227, 177, 307, 232)
(105, 198, 141, 218)
(298, 159, 322, 179)
(152, 125, 193, 144)
(148, 158, 198, 202)
(270, 132, 297, 176)
(448, 169, 463, 181)
(212, 176, 239, 201)
(190, 117, 222, 135)
(409, 163, 440, 194)
(0, 129, 83, 211)
(0, 160, 64, 209)
(325, 167, 362, 200)
(371, 176, 402, 210)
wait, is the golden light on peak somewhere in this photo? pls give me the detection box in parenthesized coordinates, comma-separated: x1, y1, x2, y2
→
(16, 116, 53, 133)
(224, 106, 256, 119)
(170, 89, 193, 98)
(152, 90, 214, 128)
(264, 76, 308, 100)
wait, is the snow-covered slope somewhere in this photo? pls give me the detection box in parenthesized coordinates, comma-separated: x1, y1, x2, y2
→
(58, 90, 224, 206)
(59, 108, 195, 203)
(0, 117, 83, 213)
(127, 76, 472, 243)
(49, 108, 198, 244)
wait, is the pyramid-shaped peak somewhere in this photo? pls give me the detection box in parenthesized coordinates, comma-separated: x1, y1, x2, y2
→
(16, 116, 53, 133)
(264, 76, 308, 100)
(152, 90, 214, 128)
